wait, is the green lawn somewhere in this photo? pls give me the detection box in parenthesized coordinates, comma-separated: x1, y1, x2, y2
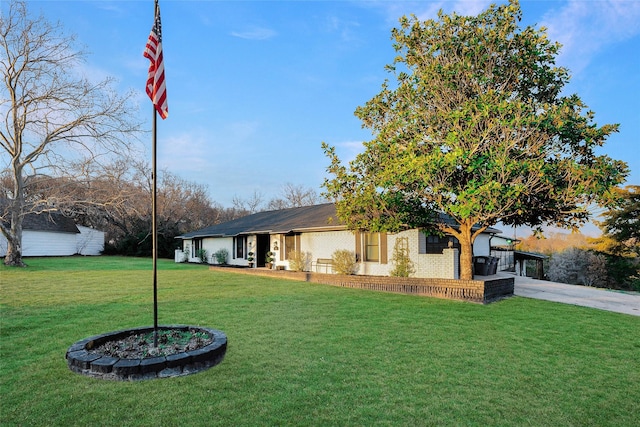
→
(1, 256, 638, 426)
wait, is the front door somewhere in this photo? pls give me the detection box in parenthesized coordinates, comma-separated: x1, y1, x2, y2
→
(256, 234, 270, 267)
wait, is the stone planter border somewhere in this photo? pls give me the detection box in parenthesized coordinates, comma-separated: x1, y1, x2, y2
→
(66, 325, 227, 381)
(209, 265, 514, 304)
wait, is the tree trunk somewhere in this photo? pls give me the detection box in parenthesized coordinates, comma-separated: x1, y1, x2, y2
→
(4, 173, 27, 267)
(4, 211, 26, 267)
(4, 240, 25, 267)
(458, 223, 474, 281)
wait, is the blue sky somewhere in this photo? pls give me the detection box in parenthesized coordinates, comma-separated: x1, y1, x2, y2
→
(20, 0, 640, 231)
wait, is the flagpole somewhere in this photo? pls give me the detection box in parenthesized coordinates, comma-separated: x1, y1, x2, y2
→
(152, 106, 159, 347)
(145, 0, 164, 348)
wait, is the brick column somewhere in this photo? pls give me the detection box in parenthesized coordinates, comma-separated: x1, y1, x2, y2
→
(443, 248, 459, 279)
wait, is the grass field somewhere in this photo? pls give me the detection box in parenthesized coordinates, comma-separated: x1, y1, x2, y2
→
(1, 256, 639, 426)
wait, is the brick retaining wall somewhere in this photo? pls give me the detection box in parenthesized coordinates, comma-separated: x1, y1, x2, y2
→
(209, 266, 513, 304)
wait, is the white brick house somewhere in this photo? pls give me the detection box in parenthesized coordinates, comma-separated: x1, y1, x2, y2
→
(176, 203, 500, 279)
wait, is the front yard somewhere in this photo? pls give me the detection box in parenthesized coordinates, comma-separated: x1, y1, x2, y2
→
(1, 256, 638, 426)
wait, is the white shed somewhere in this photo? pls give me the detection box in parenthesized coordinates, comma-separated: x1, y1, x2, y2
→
(0, 212, 104, 257)
(76, 225, 106, 256)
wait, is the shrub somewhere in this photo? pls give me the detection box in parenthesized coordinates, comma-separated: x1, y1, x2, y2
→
(583, 252, 608, 287)
(548, 248, 608, 287)
(265, 251, 275, 264)
(196, 249, 208, 264)
(288, 251, 311, 272)
(390, 237, 415, 277)
(213, 249, 228, 265)
(602, 254, 640, 291)
(331, 250, 358, 275)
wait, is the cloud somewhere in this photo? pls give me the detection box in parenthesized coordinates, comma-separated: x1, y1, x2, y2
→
(159, 119, 262, 174)
(363, 0, 640, 77)
(541, 0, 640, 74)
(230, 26, 277, 40)
(362, 0, 493, 25)
(226, 120, 261, 142)
(449, 0, 494, 17)
(93, 2, 125, 15)
(325, 15, 361, 43)
(159, 130, 210, 173)
(361, 1, 436, 25)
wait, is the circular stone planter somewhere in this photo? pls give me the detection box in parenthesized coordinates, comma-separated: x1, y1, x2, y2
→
(66, 325, 227, 381)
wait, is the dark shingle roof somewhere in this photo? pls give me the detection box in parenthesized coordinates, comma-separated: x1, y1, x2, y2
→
(177, 203, 502, 239)
(178, 203, 342, 238)
(22, 212, 80, 234)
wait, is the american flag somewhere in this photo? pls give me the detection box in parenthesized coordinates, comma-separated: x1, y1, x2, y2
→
(144, 0, 168, 119)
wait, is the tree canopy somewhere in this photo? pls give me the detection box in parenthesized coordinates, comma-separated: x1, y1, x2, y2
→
(322, 0, 628, 280)
(594, 185, 640, 257)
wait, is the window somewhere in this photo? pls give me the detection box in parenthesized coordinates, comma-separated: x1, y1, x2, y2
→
(419, 232, 459, 254)
(364, 233, 379, 262)
(192, 238, 203, 257)
(285, 234, 296, 260)
(355, 232, 387, 264)
(233, 236, 246, 259)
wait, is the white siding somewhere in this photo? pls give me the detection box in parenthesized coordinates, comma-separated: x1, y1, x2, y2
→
(246, 235, 257, 266)
(22, 230, 78, 256)
(202, 237, 233, 264)
(181, 237, 244, 265)
(178, 228, 491, 280)
(299, 229, 459, 279)
(473, 233, 492, 256)
(205, 237, 235, 265)
(0, 234, 7, 257)
(301, 230, 356, 270)
(76, 226, 105, 256)
(392, 229, 460, 279)
(0, 226, 105, 257)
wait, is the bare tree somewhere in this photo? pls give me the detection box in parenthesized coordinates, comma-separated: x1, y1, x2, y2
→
(266, 182, 321, 210)
(158, 171, 221, 233)
(22, 158, 226, 258)
(55, 159, 153, 249)
(230, 183, 322, 214)
(0, 1, 142, 266)
(76, 162, 220, 254)
(232, 190, 264, 214)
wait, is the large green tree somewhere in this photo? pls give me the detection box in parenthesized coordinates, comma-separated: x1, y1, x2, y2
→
(322, 0, 628, 280)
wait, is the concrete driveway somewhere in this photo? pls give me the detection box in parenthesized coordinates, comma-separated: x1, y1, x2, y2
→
(510, 275, 640, 317)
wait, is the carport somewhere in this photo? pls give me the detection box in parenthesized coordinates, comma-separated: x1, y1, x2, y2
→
(515, 250, 548, 279)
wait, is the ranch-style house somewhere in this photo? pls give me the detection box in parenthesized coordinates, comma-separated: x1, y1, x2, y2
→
(176, 203, 503, 280)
